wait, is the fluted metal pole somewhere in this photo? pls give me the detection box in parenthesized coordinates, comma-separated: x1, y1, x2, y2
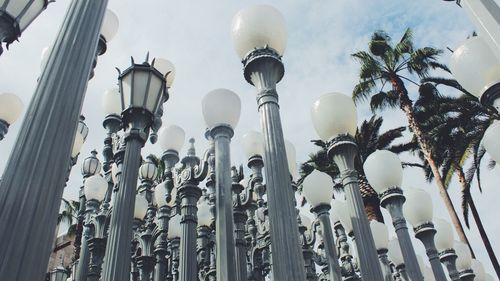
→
(380, 189, 423, 281)
(101, 132, 146, 281)
(439, 249, 461, 281)
(0, 0, 108, 279)
(178, 182, 202, 281)
(243, 47, 306, 281)
(327, 135, 384, 280)
(312, 205, 342, 281)
(414, 223, 448, 281)
(210, 125, 238, 280)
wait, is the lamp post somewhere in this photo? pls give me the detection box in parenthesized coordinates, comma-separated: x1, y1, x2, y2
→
(364, 150, 424, 281)
(74, 154, 103, 281)
(0, 93, 23, 140)
(0, 0, 53, 55)
(450, 35, 500, 111)
(167, 213, 182, 280)
(231, 6, 306, 280)
(241, 130, 268, 281)
(101, 56, 167, 281)
(403, 188, 448, 281)
(153, 181, 177, 281)
(49, 259, 69, 281)
(302, 169, 342, 281)
(311, 92, 384, 280)
(0, 0, 110, 278)
(388, 238, 409, 281)
(197, 197, 214, 280)
(176, 138, 209, 281)
(370, 221, 393, 281)
(202, 88, 241, 281)
(331, 199, 361, 280)
(154, 124, 184, 281)
(75, 174, 108, 281)
(455, 241, 476, 281)
(434, 218, 461, 281)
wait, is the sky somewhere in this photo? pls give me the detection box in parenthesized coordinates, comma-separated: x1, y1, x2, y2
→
(0, 0, 499, 278)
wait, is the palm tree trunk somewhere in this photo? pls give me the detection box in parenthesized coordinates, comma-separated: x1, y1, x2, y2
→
(363, 197, 384, 222)
(391, 77, 474, 256)
(456, 168, 500, 278)
(358, 174, 384, 222)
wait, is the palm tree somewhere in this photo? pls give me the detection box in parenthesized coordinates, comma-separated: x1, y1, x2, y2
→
(413, 84, 500, 278)
(299, 116, 406, 222)
(351, 28, 473, 248)
(57, 198, 79, 237)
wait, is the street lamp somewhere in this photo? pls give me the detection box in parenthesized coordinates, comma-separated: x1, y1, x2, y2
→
(434, 218, 461, 281)
(202, 88, 241, 281)
(364, 149, 423, 281)
(455, 240, 476, 281)
(311, 92, 384, 280)
(388, 238, 408, 281)
(0, 0, 53, 55)
(331, 199, 361, 280)
(0, 93, 23, 140)
(403, 188, 448, 281)
(231, 5, 306, 280)
(449, 36, 500, 111)
(370, 221, 393, 281)
(302, 169, 342, 281)
(49, 263, 69, 281)
(101, 56, 166, 281)
(75, 174, 107, 281)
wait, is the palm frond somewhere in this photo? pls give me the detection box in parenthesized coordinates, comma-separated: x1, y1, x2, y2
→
(353, 79, 377, 104)
(369, 90, 400, 112)
(394, 28, 414, 60)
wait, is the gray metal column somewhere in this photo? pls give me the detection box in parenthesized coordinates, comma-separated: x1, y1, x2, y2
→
(328, 136, 384, 280)
(244, 48, 306, 281)
(101, 136, 145, 281)
(313, 205, 342, 281)
(380, 189, 423, 281)
(178, 182, 202, 281)
(0, 0, 108, 279)
(211, 125, 238, 280)
(414, 223, 448, 281)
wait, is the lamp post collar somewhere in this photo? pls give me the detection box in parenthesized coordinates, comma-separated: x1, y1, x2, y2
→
(379, 187, 405, 207)
(242, 46, 285, 86)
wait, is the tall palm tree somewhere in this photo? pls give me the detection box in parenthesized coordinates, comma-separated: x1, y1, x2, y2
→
(351, 28, 473, 249)
(413, 83, 500, 278)
(299, 116, 406, 222)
